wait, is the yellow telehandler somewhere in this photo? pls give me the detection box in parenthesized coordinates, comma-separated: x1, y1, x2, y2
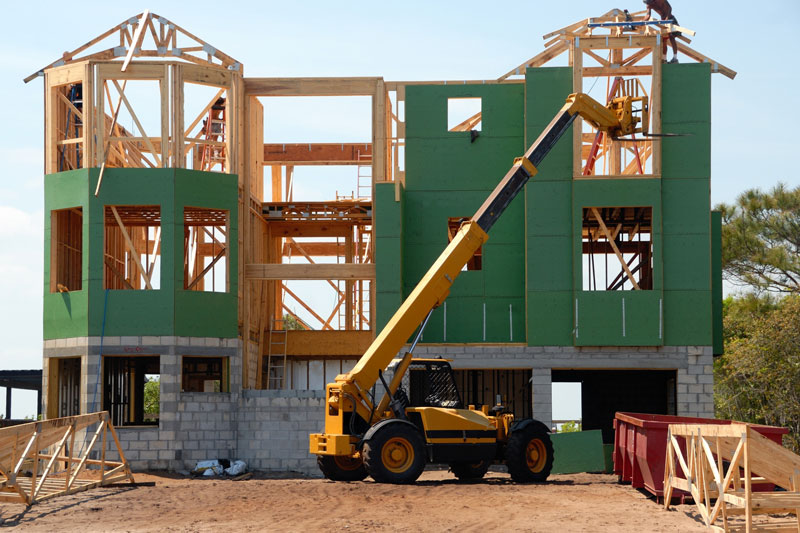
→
(309, 91, 648, 483)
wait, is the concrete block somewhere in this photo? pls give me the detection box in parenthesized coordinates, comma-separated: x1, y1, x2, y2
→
(121, 336, 140, 346)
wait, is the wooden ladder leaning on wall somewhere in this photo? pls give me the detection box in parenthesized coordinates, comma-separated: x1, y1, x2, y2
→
(265, 319, 288, 390)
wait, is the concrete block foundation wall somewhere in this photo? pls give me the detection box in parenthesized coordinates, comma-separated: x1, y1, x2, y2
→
(44, 336, 713, 476)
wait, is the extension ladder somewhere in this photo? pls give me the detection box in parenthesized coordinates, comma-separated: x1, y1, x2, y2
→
(265, 319, 288, 389)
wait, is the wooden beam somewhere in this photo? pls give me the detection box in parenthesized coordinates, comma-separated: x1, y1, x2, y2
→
(263, 143, 372, 165)
(676, 43, 737, 80)
(497, 41, 569, 81)
(281, 330, 373, 357)
(121, 11, 150, 72)
(244, 77, 381, 96)
(246, 263, 375, 280)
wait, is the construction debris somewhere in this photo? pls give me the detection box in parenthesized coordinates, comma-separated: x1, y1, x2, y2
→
(192, 459, 248, 477)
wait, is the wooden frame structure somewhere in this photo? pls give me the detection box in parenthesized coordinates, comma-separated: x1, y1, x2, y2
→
(0, 412, 134, 505)
(497, 8, 734, 180)
(34, 9, 735, 391)
(664, 423, 800, 532)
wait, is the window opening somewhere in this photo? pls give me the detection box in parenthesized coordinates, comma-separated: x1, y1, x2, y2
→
(101, 79, 164, 170)
(104, 205, 161, 290)
(103, 355, 159, 426)
(51, 207, 83, 292)
(582, 206, 653, 290)
(182, 356, 229, 392)
(184, 207, 228, 292)
(184, 82, 228, 172)
(55, 83, 83, 172)
(580, 72, 653, 176)
(55, 358, 81, 417)
(448, 217, 482, 270)
(447, 97, 482, 132)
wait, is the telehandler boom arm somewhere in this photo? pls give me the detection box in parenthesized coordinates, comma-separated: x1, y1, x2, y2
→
(322, 91, 648, 436)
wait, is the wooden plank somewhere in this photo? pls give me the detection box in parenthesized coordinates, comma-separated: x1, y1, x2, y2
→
(497, 41, 569, 81)
(244, 77, 382, 96)
(373, 79, 387, 184)
(263, 143, 372, 165)
(676, 43, 737, 80)
(583, 65, 652, 77)
(577, 36, 659, 50)
(121, 11, 151, 72)
(246, 263, 375, 280)
(282, 330, 372, 357)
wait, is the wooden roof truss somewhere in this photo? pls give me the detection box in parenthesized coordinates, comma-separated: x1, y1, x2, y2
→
(25, 11, 240, 83)
(498, 9, 735, 81)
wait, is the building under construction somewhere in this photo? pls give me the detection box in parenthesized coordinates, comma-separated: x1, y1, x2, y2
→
(35, 9, 733, 472)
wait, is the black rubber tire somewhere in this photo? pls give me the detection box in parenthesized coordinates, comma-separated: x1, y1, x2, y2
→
(449, 459, 491, 480)
(362, 423, 426, 484)
(317, 455, 368, 482)
(505, 423, 554, 483)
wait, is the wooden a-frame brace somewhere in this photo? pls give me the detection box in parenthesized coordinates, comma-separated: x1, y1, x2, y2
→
(664, 423, 800, 532)
(0, 412, 134, 506)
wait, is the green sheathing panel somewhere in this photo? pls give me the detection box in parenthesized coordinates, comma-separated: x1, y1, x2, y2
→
(403, 84, 524, 342)
(374, 182, 403, 330)
(711, 211, 723, 355)
(86, 168, 176, 337)
(525, 67, 574, 345)
(43, 170, 91, 338)
(43, 168, 238, 340)
(661, 63, 713, 346)
(572, 179, 664, 346)
(550, 430, 607, 474)
(173, 169, 238, 338)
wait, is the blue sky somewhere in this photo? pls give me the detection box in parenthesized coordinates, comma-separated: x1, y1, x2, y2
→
(1, 1, 797, 418)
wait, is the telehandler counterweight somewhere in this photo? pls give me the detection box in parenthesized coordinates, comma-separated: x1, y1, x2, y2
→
(309, 91, 649, 484)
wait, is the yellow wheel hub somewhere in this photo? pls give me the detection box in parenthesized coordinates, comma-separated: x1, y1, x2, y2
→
(526, 439, 547, 473)
(382, 437, 414, 473)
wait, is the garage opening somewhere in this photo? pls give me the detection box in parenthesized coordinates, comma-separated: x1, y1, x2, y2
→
(552, 369, 676, 443)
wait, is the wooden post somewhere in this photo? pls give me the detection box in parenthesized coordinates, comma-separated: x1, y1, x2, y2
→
(572, 41, 583, 178)
(743, 429, 752, 533)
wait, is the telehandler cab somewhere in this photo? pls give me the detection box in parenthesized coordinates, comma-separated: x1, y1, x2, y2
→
(309, 91, 649, 484)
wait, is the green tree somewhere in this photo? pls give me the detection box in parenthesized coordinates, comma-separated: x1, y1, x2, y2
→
(715, 296, 800, 452)
(282, 313, 306, 330)
(718, 184, 800, 293)
(144, 377, 160, 422)
(558, 421, 582, 433)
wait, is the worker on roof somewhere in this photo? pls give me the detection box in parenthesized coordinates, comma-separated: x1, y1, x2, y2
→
(644, 0, 680, 64)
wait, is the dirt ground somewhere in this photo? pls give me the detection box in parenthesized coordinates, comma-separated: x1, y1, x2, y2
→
(0, 470, 708, 532)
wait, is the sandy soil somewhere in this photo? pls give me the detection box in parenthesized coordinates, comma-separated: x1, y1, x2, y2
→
(0, 470, 708, 532)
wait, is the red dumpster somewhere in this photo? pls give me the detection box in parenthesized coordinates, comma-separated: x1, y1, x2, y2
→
(613, 412, 788, 500)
